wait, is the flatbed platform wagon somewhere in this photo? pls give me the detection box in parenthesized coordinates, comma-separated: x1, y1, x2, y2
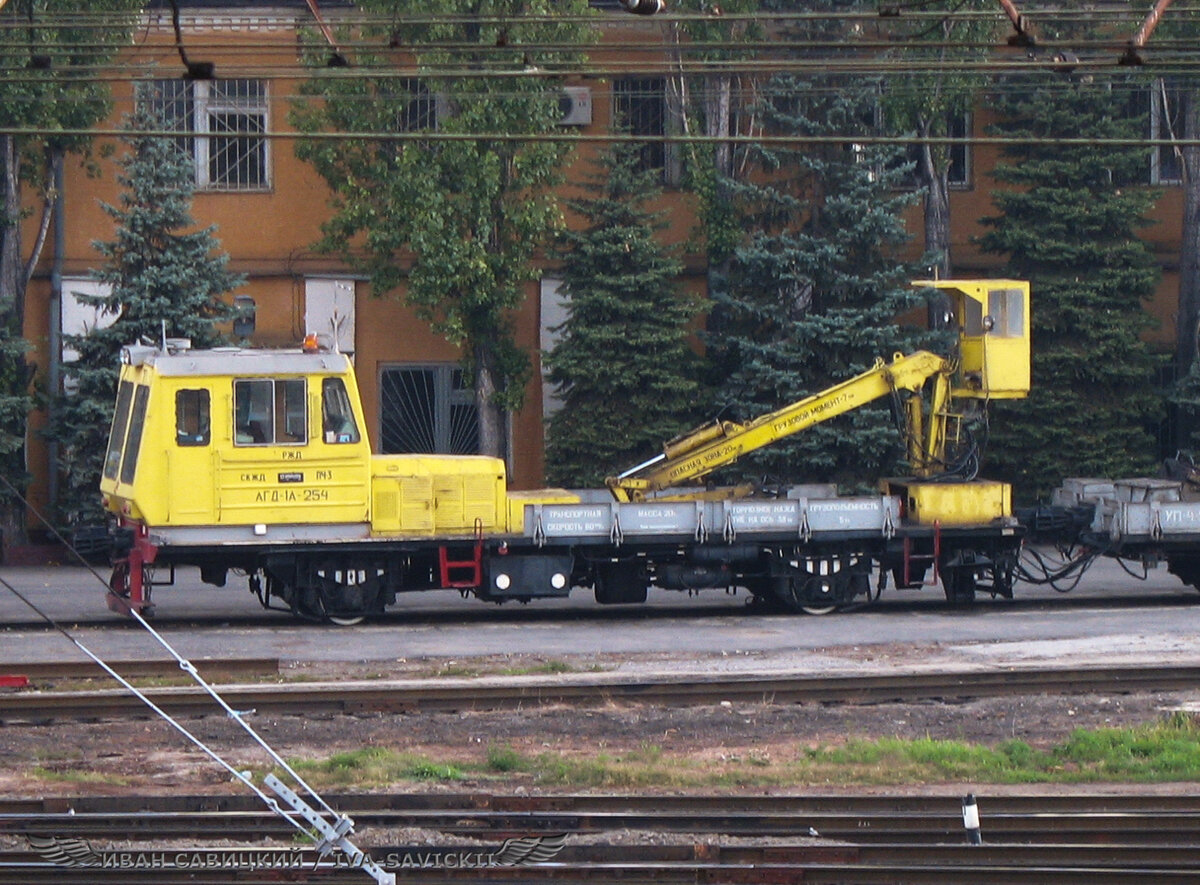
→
(99, 280, 1030, 623)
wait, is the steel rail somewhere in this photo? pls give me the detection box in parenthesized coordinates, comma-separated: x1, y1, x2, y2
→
(0, 854, 1197, 884)
(2, 664, 1199, 722)
(9, 791, 1200, 816)
(5, 795, 1200, 884)
(8, 807, 1200, 843)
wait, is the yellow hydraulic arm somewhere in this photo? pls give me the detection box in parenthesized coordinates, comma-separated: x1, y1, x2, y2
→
(607, 350, 955, 502)
(606, 280, 1030, 504)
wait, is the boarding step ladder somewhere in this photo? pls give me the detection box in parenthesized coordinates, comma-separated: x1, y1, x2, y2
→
(901, 520, 942, 587)
(438, 519, 484, 589)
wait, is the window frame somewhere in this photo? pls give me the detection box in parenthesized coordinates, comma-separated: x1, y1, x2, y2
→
(104, 380, 134, 481)
(612, 75, 679, 185)
(321, 378, 361, 445)
(233, 378, 308, 446)
(378, 363, 482, 456)
(175, 388, 211, 447)
(893, 110, 971, 192)
(1150, 77, 1184, 186)
(145, 78, 271, 192)
(119, 385, 151, 485)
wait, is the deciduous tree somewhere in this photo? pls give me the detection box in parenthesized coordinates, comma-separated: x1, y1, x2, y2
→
(292, 0, 591, 458)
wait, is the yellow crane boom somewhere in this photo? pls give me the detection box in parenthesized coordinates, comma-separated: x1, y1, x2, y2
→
(607, 280, 1031, 503)
(607, 350, 953, 502)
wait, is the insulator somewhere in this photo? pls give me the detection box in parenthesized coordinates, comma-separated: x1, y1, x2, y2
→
(619, 0, 667, 15)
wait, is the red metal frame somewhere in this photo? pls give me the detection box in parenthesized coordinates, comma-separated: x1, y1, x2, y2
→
(902, 520, 942, 588)
(437, 519, 484, 589)
(106, 522, 159, 616)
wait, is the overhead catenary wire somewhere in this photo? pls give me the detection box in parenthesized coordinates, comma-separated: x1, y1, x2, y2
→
(0, 125, 1193, 149)
(7, 6, 1200, 62)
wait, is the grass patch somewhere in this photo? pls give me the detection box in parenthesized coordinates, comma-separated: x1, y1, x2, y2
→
(800, 712, 1200, 785)
(422, 663, 482, 679)
(497, 660, 576, 676)
(282, 713, 1200, 790)
(289, 747, 465, 786)
(29, 765, 131, 786)
(486, 744, 528, 773)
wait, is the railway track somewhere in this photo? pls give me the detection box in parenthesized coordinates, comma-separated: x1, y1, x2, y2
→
(2, 662, 1199, 722)
(2, 792, 1199, 883)
(0, 658, 278, 683)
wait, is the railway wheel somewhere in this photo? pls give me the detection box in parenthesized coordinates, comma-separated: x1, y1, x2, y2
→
(310, 559, 380, 625)
(771, 574, 837, 614)
(772, 555, 867, 614)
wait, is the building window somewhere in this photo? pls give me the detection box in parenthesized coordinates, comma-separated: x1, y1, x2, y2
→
(394, 78, 437, 132)
(895, 111, 970, 190)
(380, 365, 479, 455)
(1150, 77, 1184, 185)
(613, 76, 669, 178)
(145, 79, 270, 191)
(377, 78, 437, 160)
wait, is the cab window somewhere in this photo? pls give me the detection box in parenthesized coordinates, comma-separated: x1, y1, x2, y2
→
(104, 380, 134, 480)
(322, 378, 360, 444)
(176, 389, 210, 446)
(119, 384, 150, 485)
(234, 378, 307, 445)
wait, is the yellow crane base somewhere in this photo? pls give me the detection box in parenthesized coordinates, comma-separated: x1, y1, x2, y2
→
(882, 479, 1013, 527)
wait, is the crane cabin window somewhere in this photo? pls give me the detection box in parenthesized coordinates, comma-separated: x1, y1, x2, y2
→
(987, 288, 1025, 338)
(234, 378, 307, 445)
(176, 389, 210, 446)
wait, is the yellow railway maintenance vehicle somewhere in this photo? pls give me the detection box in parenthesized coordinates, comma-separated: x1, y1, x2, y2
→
(101, 280, 1030, 622)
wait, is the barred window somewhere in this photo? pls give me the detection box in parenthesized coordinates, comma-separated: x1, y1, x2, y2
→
(896, 111, 971, 190)
(394, 78, 437, 132)
(145, 79, 270, 191)
(380, 365, 480, 455)
(1150, 78, 1184, 186)
(379, 78, 438, 160)
(613, 77, 667, 176)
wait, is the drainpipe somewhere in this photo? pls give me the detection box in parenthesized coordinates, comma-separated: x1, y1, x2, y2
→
(47, 150, 63, 512)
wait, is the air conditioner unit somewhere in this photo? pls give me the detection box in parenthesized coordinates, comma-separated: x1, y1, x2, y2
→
(559, 86, 592, 126)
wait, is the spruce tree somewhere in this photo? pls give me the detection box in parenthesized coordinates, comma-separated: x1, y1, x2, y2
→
(706, 74, 934, 491)
(978, 74, 1162, 500)
(543, 142, 705, 488)
(49, 97, 243, 527)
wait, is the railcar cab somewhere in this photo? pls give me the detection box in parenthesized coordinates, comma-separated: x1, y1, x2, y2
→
(100, 336, 372, 539)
